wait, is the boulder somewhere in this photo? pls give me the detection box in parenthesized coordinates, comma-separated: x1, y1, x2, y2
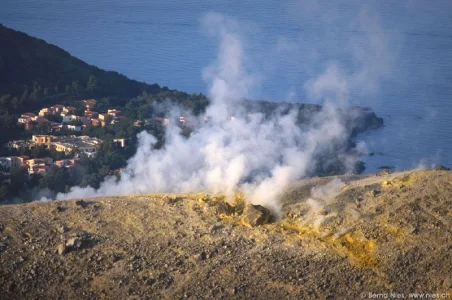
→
(436, 165, 450, 171)
(74, 200, 89, 208)
(243, 204, 273, 227)
(216, 202, 234, 216)
(380, 168, 390, 175)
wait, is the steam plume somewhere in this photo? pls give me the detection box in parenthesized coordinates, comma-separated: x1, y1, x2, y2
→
(55, 11, 390, 216)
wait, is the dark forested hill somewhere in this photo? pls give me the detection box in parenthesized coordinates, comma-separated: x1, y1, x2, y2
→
(0, 24, 164, 108)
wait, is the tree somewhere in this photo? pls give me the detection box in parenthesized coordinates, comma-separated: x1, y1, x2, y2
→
(21, 85, 29, 102)
(73, 100, 85, 116)
(0, 94, 12, 112)
(31, 81, 43, 103)
(8, 167, 28, 196)
(71, 80, 80, 97)
(39, 165, 67, 194)
(11, 96, 20, 110)
(45, 114, 63, 123)
(30, 144, 50, 158)
(34, 122, 50, 135)
(87, 75, 98, 92)
(0, 185, 9, 202)
(96, 97, 110, 112)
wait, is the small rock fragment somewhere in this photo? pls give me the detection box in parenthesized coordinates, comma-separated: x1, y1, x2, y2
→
(66, 237, 82, 249)
(57, 244, 67, 255)
(58, 225, 69, 233)
(193, 252, 206, 261)
(443, 276, 452, 289)
(53, 206, 64, 213)
(209, 224, 224, 234)
(368, 189, 381, 197)
(129, 255, 138, 261)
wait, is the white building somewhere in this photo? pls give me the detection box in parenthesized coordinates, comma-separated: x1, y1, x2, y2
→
(67, 125, 82, 132)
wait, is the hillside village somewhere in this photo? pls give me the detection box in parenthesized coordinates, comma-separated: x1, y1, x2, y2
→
(17, 99, 125, 131)
(1, 99, 132, 177)
(0, 98, 200, 186)
(1, 135, 103, 176)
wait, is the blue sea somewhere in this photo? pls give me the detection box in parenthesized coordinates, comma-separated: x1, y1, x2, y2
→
(1, 0, 452, 173)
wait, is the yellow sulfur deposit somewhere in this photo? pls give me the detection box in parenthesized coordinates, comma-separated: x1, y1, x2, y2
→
(381, 174, 415, 187)
(330, 233, 377, 270)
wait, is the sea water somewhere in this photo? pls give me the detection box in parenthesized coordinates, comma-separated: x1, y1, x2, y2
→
(1, 0, 451, 173)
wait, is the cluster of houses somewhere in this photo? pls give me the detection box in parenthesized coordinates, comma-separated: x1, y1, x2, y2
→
(8, 135, 103, 157)
(18, 112, 51, 130)
(18, 99, 126, 132)
(133, 115, 212, 128)
(0, 155, 81, 176)
(1, 98, 135, 178)
(133, 117, 169, 127)
(1, 134, 130, 176)
(1, 133, 106, 175)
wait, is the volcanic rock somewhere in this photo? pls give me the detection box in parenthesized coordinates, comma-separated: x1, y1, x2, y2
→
(443, 276, 452, 290)
(58, 225, 69, 233)
(242, 204, 272, 227)
(74, 199, 89, 208)
(57, 244, 67, 255)
(380, 168, 390, 175)
(436, 164, 450, 171)
(193, 252, 207, 262)
(216, 202, 234, 216)
(66, 237, 82, 249)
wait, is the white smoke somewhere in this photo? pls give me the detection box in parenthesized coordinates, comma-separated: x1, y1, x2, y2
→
(310, 177, 344, 200)
(303, 178, 344, 231)
(55, 11, 391, 216)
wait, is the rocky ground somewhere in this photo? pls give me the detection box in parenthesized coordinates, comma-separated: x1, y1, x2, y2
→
(0, 169, 451, 299)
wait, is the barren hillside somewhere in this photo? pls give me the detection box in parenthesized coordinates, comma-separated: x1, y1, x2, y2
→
(0, 169, 451, 299)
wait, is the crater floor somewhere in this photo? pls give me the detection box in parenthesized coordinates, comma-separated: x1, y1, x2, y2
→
(0, 169, 451, 299)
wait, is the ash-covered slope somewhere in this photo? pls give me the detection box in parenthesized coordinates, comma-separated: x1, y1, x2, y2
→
(0, 169, 451, 299)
